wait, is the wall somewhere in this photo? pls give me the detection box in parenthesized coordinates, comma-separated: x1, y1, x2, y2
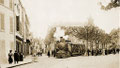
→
(0, 0, 15, 63)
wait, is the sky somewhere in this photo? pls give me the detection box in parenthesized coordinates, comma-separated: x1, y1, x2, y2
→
(21, 0, 119, 39)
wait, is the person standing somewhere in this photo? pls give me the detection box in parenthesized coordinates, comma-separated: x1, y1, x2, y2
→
(105, 49, 107, 55)
(8, 50, 13, 64)
(53, 50, 56, 57)
(14, 51, 19, 64)
(47, 51, 50, 57)
(19, 52, 23, 61)
(87, 50, 89, 56)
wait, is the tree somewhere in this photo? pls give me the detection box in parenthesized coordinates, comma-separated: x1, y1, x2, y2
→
(60, 17, 120, 55)
(110, 28, 120, 45)
(44, 27, 56, 46)
(99, 0, 120, 10)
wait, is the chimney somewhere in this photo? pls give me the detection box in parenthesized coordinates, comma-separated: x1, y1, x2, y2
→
(60, 37, 65, 42)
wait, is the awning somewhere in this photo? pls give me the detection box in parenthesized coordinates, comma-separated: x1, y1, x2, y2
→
(16, 36, 23, 42)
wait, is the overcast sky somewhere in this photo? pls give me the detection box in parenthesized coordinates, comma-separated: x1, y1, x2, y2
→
(21, 0, 119, 39)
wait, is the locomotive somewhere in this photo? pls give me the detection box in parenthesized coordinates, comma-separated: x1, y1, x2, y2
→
(54, 37, 85, 58)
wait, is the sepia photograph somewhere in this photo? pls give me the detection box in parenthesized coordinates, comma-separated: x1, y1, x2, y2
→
(0, 0, 120, 68)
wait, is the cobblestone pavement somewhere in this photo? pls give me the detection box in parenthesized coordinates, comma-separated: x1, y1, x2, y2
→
(15, 54, 119, 68)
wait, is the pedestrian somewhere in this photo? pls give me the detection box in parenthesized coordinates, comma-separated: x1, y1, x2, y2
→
(37, 52, 40, 56)
(14, 51, 19, 64)
(52, 50, 54, 56)
(8, 50, 13, 64)
(47, 51, 50, 57)
(40, 50, 42, 56)
(87, 50, 89, 56)
(91, 50, 94, 56)
(113, 48, 116, 54)
(53, 50, 56, 57)
(116, 48, 119, 53)
(19, 52, 23, 61)
(32, 52, 38, 62)
(105, 49, 107, 55)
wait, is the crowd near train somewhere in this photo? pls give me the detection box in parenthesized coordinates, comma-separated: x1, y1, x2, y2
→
(50, 37, 119, 58)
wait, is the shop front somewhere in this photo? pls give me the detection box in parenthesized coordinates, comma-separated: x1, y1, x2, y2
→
(16, 36, 24, 53)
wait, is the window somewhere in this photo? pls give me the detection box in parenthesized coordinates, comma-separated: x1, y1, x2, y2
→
(16, 16, 19, 31)
(0, 13, 5, 31)
(0, 0, 4, 4)
(9, 0, 13, 9)
(10, 17, 13, 33)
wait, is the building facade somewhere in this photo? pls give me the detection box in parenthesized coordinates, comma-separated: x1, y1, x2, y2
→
(0, 0, 15, 63)
(14, 0, 30, 56)
(0, 0, 30, 64)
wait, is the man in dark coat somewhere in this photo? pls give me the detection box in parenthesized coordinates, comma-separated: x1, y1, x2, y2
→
(14, 51, 19, 64)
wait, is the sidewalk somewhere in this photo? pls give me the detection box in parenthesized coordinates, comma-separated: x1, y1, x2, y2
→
(0, 55, 33, 68)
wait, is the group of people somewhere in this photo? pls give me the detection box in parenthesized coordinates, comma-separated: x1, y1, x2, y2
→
(87, 48, 119, 56)
(8, 50, 24, 64)
(47, 50, 56, 57)
(37, 49, 43, 56)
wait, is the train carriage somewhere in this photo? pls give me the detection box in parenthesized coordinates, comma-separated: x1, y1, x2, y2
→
(71, 44, 85, 56)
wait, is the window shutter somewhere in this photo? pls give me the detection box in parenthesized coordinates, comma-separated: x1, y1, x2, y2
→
(9, 0, 13, 9)
(0, 0, 4, 4)
(10, 17, 13, 33)
(1, 13, 4, 31)
(0, 13, 2, 31)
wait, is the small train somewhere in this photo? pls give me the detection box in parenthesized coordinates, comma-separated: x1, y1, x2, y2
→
(54, 37, 85, 58)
